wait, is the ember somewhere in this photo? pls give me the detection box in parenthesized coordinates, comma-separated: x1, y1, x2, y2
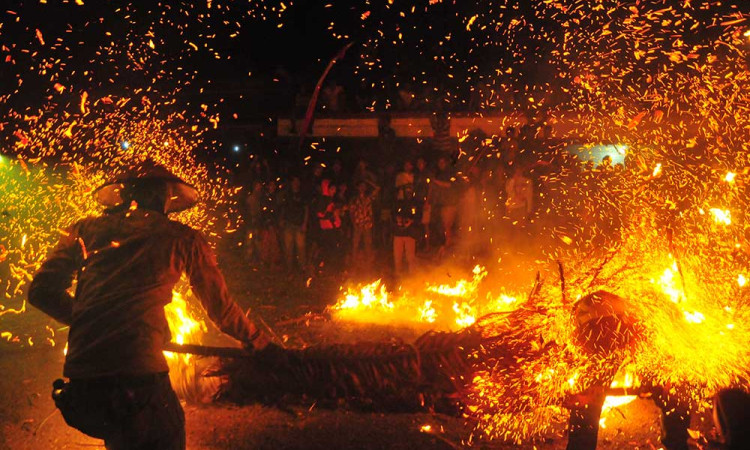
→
(2, 0, 750, 448)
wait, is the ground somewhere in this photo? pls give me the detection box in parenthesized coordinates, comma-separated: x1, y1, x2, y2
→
(0, 246, 716, 449)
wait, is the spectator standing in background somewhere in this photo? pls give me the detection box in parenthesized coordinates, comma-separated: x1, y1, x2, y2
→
(331, 162, 350, 242)
(413, 157, 433, 251)
(431, 156, 459, 254)
(505, 166, 534, 229)
(379, 162, 397, 249)
(395, 160, 415, 200)
(349, 180, 379, 265)
(352, 159, 378, 188)
(329, 159, 347, 193)
(242, 180, 264, 263)
(279, 176, 308, 272)
(258, 180, 281, 268)
(311, 179, 343, 269)
(459, 165, 482, 257)
(393, 197, 419, 278)
(249, 157, 272, 185)
(414, 157, 432, 204)
(306, 162, 326, 196)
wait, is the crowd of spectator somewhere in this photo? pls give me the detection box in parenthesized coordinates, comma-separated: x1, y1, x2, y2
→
(236, 121, 627, 281)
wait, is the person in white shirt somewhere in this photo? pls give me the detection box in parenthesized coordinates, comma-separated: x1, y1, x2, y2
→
(395, 160, 415, 200)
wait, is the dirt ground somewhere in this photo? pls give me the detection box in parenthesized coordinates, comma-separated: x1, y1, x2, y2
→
(0, 247, 717, 449)
(1, 339, 710, 450)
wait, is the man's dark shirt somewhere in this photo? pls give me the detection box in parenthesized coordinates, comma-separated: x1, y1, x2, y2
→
(28, 208, 258, 379)
(279, 190, 307, 227)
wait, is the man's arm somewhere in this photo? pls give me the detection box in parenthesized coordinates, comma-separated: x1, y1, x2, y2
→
(28, 228, 83, 325)
(185, 231, 264, 347)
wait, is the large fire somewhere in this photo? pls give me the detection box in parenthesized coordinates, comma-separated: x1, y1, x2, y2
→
(163, 288, 220, 402)
(331, 265, 519, 331)
(163, 289, 207, 364)
(329, 246, 750, 441)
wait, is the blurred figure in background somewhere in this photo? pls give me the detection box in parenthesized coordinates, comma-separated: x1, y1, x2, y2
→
(459, 165, 482, 258)
(379, 162, 397, 250)
(413, 157, 433, 252)
(395, 160, 415, 201)
(432, 156, 458, 255)
(242, 180, 264, 264)
(279, 176, 308, 273)
(258, 180, 281, 269)
(311, 179, 343, 270)
(349, 179, 379, 265)
(393, 197, 419, 278)
(352, 159, 378, 188)
(505, 165, 533, 229)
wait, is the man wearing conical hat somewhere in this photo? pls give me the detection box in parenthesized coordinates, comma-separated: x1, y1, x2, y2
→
(28, 160, 269, 449)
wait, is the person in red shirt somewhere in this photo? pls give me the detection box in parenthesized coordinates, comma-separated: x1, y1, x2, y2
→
(28, 161, 268, 449)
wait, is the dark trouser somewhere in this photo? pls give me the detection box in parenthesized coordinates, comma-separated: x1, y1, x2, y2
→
(714, 388, 750, 449)
(652, 386, 691, 450)
(566, 387, 607, 450)
(283, 224, 306, 269)
(566, 384, 690, 450)
(54, 373, 185, 450)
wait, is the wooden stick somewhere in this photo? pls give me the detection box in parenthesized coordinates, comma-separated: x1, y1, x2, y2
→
(163, 342, 248, 358)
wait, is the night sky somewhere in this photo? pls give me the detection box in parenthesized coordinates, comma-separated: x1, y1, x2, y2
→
(0, 0, 747, 144)
(0, 1, 565, 120)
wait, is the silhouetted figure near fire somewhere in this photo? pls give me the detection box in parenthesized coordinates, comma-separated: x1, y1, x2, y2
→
(565, 291, 690, 450)
(713, 388, 750, 449)
(28, 161, 269, 450)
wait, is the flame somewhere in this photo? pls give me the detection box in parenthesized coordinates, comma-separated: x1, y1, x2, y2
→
(598, 370, 640, 429)
(599, 395, 638, 428)
(419, 300, 437, 323)
(163, 290, 206, 364)
(161, 289, 220, 402)
(452, 302, 477, 328)
(331, 266, 517, 330)
(338, 280, 392, 311)
(683, 310, 706, 324)
(652, 163, 662, 177)
(709, 208, 731, 225)
(654, 264, 684, 304)
(609, 371, 638, 390)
